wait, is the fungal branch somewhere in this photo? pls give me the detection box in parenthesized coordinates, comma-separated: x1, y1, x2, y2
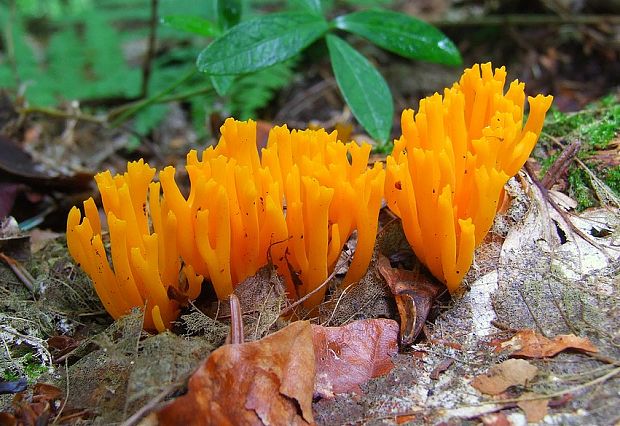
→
(66, 160, 202, 332)
(261, 125, 385, 307)
(385, 63, 553, 292)
(67, 119, 385, 330)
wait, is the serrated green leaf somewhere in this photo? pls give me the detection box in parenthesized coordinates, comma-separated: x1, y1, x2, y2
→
(197, 12, 328, 75)
(161, 15, 220, 37)
(217, 0, 242, 31)
(288, 0, 323, 15)
(326, 34, 393, 143)
(334, 9, 461, 66)
(211, 75, 235, 96)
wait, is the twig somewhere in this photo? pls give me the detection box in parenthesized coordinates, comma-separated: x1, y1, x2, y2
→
(431, 14, 620, 28)
(523, 161, 606, 253)
(5, 0, 19, 86)
(52, 359, 70, 425)
(279, 252, 352, 317)
(322, 281, 356, 326)
(541, 140, 581, 189)
(0, 252, 36, 294)
(141, 0, 159, 98)
(475, 365, 620, 406)
(108, 68, 197, 127)
(226, 294, 244, 344)
(120, 380, 186, 426)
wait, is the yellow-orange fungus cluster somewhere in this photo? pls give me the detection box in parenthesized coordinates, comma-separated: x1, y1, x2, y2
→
(158, 119, 288, 301)
(262, 124, 385, 308)
(66, 160, 203, 332)
(385, 63, 553, 293)
(67, 119, 385, 328)
(160, 118, 385, 309)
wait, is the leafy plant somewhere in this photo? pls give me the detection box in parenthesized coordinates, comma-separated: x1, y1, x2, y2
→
(0, 0, 297, 143)
(196, 0, 462, 143)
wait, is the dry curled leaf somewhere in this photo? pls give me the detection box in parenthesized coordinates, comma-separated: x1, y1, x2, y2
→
(501, 329, 599, 358)
(376, 255, 443, 345)
(155, 321, 315, 426)
(471, 359, 538, 395)
(0, 383, 65, 426)
(312, 318, 399, 398)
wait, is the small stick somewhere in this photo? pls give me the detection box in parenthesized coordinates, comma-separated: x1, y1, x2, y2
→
(0, 252, 35, 294)
(524, 161, 605, 252)
(279, 252, 352, 317)
(541, 140, 581, 190)
(226, 294, 244, 344)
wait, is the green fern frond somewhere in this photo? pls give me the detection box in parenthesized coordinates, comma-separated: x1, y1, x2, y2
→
(227, 59, 297, 119)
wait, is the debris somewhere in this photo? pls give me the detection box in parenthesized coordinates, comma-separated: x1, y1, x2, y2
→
(516, 392, 549, 423)
(499, 329, 599, 358)
(376, 254, 443, 344)
(471, 359, 538, 395)
(313, 318, 399, 397)
(154, 321, 315, 425)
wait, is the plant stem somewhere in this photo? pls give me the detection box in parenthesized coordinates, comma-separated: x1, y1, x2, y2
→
(155, 85, 215, 104)
(17, 106, 105, 124)
(431, 14, 620, 27)
(141, 0, 159, 97)
(108, 68, 198, 127)
(17, 76, 213, 128)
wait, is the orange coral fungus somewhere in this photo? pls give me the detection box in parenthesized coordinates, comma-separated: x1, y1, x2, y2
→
(159, 119, 288, 300)
(262, 125, 385, 308)
(66, 160, 203, 332)
(158, 118, 384, 308)
(68, 119, 384, 319)
(385, 63, 553, 293)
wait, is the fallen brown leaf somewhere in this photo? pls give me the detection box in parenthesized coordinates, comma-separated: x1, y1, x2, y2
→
(312, 318, 399, 397)
(430, 358, 454, 380)
(471, 359, 538, 395)
(0, 383, 65, 426)
(156, 321, 315, 426)
(517, 392, 549, 423)
(480, 412, 511, 426)
(501, 329, 598, 358)
(47, 335, 80, 362)
(376, 255, 444, 345)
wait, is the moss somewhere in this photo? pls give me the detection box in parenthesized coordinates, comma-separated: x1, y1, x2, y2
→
(543, 95, 619, 150)
(540, 94, 619, 209)
(1, 352, 48, 383)
(568, 168, 596, 211)
(604, 166, 620, 194)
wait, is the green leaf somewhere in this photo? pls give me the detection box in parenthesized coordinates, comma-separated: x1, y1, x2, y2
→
(161, 15, 220, 37)
(197, 12, 328, 75)
(217, 0, 242, 31)
(326, 34, 393, 143)
(211, 75, 235, 96)
(334, 9, 462, 66)
(288, 0, 323, 15)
